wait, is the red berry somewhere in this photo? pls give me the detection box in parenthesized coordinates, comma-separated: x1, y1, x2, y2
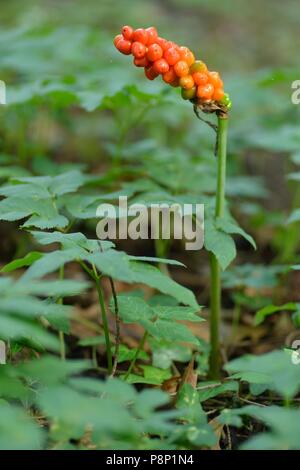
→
(122, 25, 133, 40)
(162, 67, 177, 84)
(147, 43, 163, 62)
(170, 77, 180, 87)
(114, 34, 123, 47)
(157, 37, 170, 51)
(115, 38, 132, 55)
(134, 56, 149, 67)
(174, 60, 189, 77)
(153, 58, 169, 74)
(197, 83, 214, 100)
(131, 41, 146, 59)
(132, 28, 148, 44)
(145, 26, 158, 45)
(144, 65, 159, 80)
(192, 72, 208, 86)
(164, 46, 181, 66)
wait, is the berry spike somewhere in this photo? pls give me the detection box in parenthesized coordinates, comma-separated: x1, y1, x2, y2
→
(113, 26, 231, 113)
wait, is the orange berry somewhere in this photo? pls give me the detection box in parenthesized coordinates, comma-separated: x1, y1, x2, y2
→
(145, 26, 158, 45)
(179, 75, 195, 89)
(157, 37, 170, 51)
(208, 71, 223, 88)
(162, 67, 177, 84)
(174, 60, 189, 77)
(144, 66, 159, 80)
(153, 58, 169, 74)
(192, 72, 208, 86)
(197, 83, 214, 100)
(122, 25, 133, 40)
(115, 38, 132, 55)
(190, 60, 208, 74)
(114, 34, 123, 47)
(212, 88, 225, 101)
(147, 43, 163, 62)
(131, 41, 146, 59)
(132, 28, 148, 44)
(179, 47, 195, 67)
(134, 56, 149, 67)
(164, 46, 181, 66)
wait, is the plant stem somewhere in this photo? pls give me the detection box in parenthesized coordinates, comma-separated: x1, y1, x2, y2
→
(209, 113, 228, 379)
(94, 274, 113, 374)
(59, 330, 66, 361)
(124, 331, 148, 381)
(58, 265, 66, 361)
(108, 276, 120, 377)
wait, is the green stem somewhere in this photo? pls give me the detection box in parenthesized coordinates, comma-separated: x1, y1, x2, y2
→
(58, 265, 66, 361)
(209, 113, 228, 379)
(124, 331, 148, 381)
(94, 274, 113, 374)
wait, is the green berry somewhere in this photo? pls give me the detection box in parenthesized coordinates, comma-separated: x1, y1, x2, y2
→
(220, 93, 232, 109)
(189, 60, 208, 74)
(181, 86, 197, 100)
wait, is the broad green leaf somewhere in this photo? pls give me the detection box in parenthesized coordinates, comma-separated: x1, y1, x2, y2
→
(216, 217, 256, 250)
(31, 230, 114, 252)
(0, 402, 44, 450)
(22, 249, 80, 280)
(255, 303, 297, 326)
(1, 251, 43, 273)
(222, 264, 286, 289)
(129, 262, 199, 308)
(126, 366, 172, 385)
(220, 405, 300, 450)
(226, 350, 300, 398)
(116, 296, 201, 345)
(287, 209, 300, 224)
(204, 218, 236, 270)
(17, 356, 91, 386)
(78, 336, 105, 347)
(198, 381, 238, 402)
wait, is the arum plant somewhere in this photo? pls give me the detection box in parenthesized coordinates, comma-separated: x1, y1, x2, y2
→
(114, 25, 232, 379)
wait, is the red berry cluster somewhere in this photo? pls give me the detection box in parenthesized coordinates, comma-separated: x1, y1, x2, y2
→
(114, 26, 230, 108)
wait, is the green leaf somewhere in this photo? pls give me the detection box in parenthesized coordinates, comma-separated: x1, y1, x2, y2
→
(114, 344, 149, 363)
(152, 306, 203, 322)
(129, 262, 199, 308)
(78, 336, 105, 347)
(225, 350, 300, 398)
(31, 230, 114, 252)
(126, 365, 172, 385)
(220, 405, 300, 450)
(204, 218, 236, 270)
(0, 402, 44, 450)
(17, 356, 91, 386)
(255, 303, 297, 326)
(22, 249, 80, 280)
(1, 251, 44, 273)
(216, 217, 256, 250)
(198, 381, 239, 402)
(116, 296, 201, 345)
(287, 209, 300, 224)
